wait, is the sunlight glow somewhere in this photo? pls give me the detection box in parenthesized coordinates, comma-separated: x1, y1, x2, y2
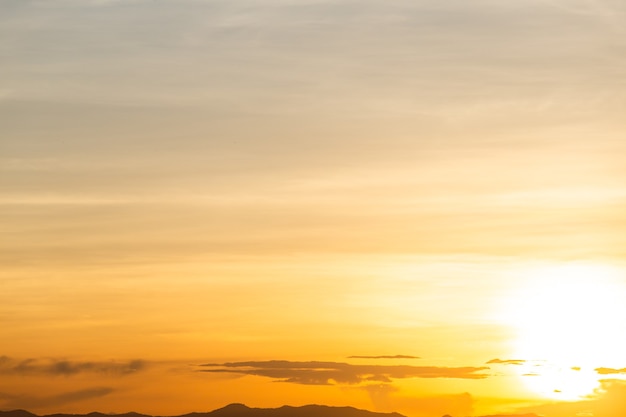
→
(502, 263, 626, 400)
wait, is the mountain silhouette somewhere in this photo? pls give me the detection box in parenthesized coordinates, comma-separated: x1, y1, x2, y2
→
(0, 404, 540, 417)
(0, 404, 406, 417)
(182, 404, 406, 417)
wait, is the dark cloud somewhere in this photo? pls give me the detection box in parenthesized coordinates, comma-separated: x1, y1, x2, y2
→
(0, 356, 147, 376)
(0, 391, 18, 401)
(486, 358, 525, 365)
(198, 360, 489, 385)
(348, 355, 420, 360)
(476, 414, 539, 417)
(0, 387, 114, 409)
(596, 367, 626, 375)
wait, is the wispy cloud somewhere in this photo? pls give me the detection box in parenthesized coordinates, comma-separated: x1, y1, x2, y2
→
(596, 367, 626, 375)
(198, 360, 489, 385)
(518, 379, 626, 417)
(486, 358, 526, 365)
(0, 356, 147, 376)
(348, 355, 420, 360)
(476, 414, 539, 417)
(0, 387, 114, 410)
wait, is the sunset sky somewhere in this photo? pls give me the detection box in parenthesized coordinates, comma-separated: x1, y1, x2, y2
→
(1, 1, 626, 417)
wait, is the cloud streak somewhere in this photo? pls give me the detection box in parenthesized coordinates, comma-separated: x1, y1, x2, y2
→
(0, 387, 114, 410)
(518, 379, 626, 417)
(198, 360, 489, 385)
(596, 367, 626, 375)
(348, 355, 420, 360)
(0, 356, 147, 376)
(486, 358, 526, 365)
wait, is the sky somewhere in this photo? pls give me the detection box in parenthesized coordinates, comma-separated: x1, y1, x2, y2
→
(1, 0, 626, 416)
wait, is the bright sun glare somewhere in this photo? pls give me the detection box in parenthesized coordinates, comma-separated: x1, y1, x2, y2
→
(503, 263, 626, 400)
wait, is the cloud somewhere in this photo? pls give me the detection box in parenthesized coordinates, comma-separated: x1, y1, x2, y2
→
(0, 390, 18, 401)
(486, 358, 525, 365)
(596, 367, 626, 375)
(516, 379, 626, 417)
(0, 356, 147, 376)
(475, 414, 538, 417)
(0, 387, 114, 409)
(198, 360, 489, 385)
(348, 355, 420, 360)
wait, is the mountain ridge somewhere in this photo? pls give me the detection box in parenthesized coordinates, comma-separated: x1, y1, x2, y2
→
(0, 404, 406, 417)
(0, 403, 539, 417)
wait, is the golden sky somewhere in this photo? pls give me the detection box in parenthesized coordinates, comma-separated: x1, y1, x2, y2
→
(1, 1, 625, 417)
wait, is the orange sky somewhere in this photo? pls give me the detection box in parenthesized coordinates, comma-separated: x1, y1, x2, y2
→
(1, 1, 625, 417)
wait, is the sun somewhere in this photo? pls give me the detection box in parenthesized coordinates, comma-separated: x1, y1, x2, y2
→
(502, 263, 626, 400)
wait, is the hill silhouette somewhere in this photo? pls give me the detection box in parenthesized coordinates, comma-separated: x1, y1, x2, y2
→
(0, 404, 540, 417)
(0, 404, 406, 417)
(182, 404, 406, 417)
